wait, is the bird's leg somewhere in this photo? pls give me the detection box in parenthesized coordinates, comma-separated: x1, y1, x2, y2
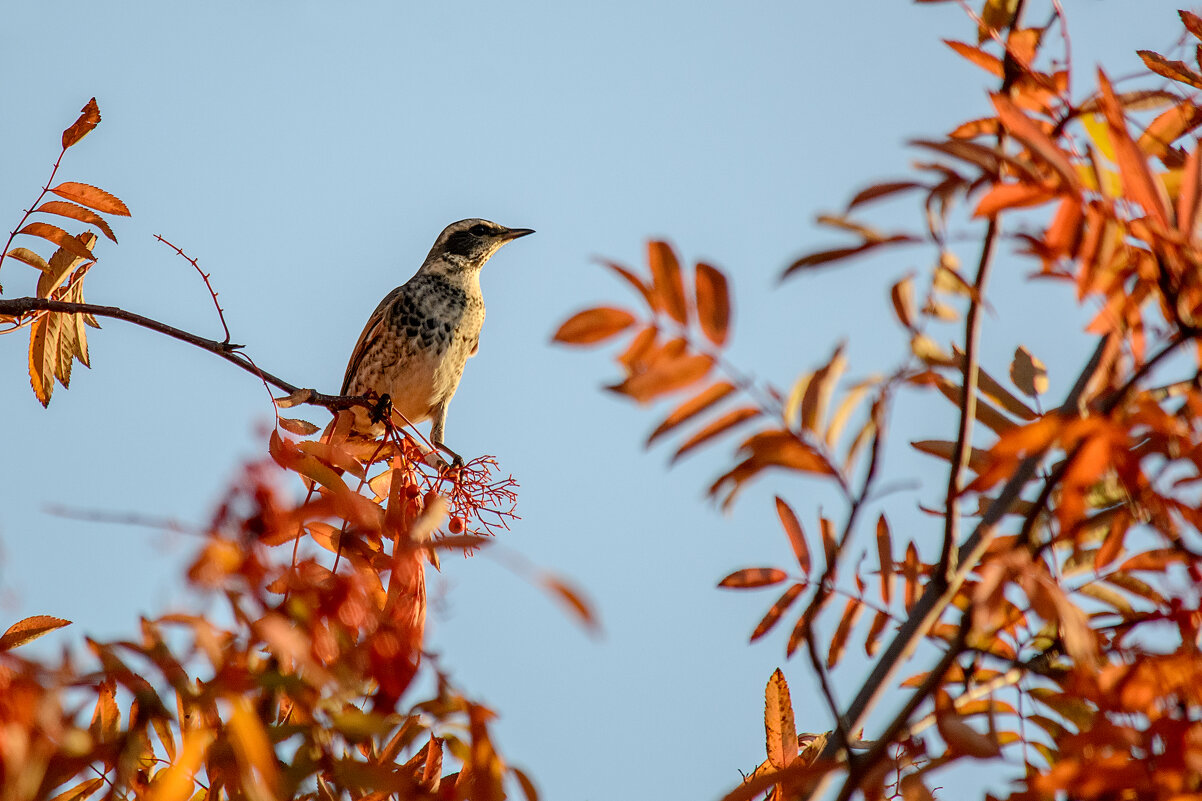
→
(429, 402, 464, 469)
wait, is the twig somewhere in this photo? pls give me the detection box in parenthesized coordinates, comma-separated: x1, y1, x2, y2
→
(0, 145, 69, 280)
(0, 296, 366, 412)
(154, 234, 232, 344)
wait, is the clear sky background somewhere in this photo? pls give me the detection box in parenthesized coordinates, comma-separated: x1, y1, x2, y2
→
(0, 2, 1185, 799)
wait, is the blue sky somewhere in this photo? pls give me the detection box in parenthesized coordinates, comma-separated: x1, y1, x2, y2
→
(0, 2, 1184, 798)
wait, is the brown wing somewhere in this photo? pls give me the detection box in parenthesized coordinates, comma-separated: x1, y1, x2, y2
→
(340, 287, 403, 396)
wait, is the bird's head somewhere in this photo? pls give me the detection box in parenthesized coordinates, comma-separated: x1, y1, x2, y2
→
(422, 218, 534, 275)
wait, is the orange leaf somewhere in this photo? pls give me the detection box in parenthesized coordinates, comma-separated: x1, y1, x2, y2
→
(891, 274, 916, 329)
(944, 40, 1004, 77)
(719, 567, 789, 589)
(552, 307, 637, 344)
(278, 417, 319, 436)
(1177, 139, 1202, 236)
(742, 430, 836, 476)
(876, 514, 893, 605)
(228, 697, 279, 792)
(608, 353, 713, 403)
(694, 262, 731, 345)
(599, 259, 657, 311)
(35, 201, 118, 243)
(0, 614, 71, 651)
(420, 736, 444, 789)
(671, 406, 759, 462)
(1183, 9, 1202, 41)
(89, 679, 120, 742)
(1137, 50, 1202, 91)
(48, 182, 131, 216)
(49, 778, 106, 801)
(17, 222, 95, 261)
(973, 181, 1057, 217)
(991, 94, 1080, 190)
(864, 610, 890, 657)
(543, 575, 599, 632)
(1097, 70, 1170, 226)
(764, 668, 797, 769)
(775, 497, 811, 576)
(648, 241, 688, 325)
(847, 181, 923, 209)
(27, 315, 53, 407)
(751, 584, 804, 642)
(950, 117, 1000, 139)
(1138, 101, 1202, 159)
(800, 342, 847, 433)
(62, 98, 101, 149)
(827, 599, 864, 668)
(646, 380, 736, 445)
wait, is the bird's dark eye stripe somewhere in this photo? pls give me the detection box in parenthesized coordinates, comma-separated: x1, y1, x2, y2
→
(469, 223, 491, 236)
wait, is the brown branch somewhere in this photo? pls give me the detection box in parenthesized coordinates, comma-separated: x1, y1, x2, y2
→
(0, 296, 366, 412)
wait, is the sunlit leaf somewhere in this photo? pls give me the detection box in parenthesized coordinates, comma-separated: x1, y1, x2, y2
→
(1097, 70, 1170, 226)
(1137, 50, 1202, 90)
(671, 406, 760, 463)
(543, 575, 600, 633)
(28, 315, 53, 407)
(775, 497, 810, 576)
(279, 417, 319, 436)
(973, 181, 1058, 217)
(648, 241, 689, 325)
(17, 223, 95, 262)
(891, 273, 917, 329)
(552, 307, 637, 344)
(764, 668, 797, 769)
(35, 201, 118, 243)
(5, 247, 48, 271)
(876, 514, 893, 605)
(751, 584, 804, 642)
(694, 262, 731, 346)
(646, 381, 736, 445)
(0, 614, 71, 651)
(61, 98, 101, 149)
(48, 182, 131, 216)
(827, 599, 864, 668)
(719, 568, 789, 589)
(847, 181, 924, 210)
(607, 353, 713, 403)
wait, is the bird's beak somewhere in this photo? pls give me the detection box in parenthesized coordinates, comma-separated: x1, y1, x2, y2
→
(501, 227, 535, 241)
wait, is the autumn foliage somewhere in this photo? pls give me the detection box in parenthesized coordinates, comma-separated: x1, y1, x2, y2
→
(0, 105, 536, 799)
(8, 3, 1202, 801)
(555, 4, 1202, 800)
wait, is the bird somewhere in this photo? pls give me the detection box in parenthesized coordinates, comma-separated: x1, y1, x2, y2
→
(338, 218, 534, 466)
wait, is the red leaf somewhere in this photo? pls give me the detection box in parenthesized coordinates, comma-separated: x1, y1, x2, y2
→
(48, 182, 131, 216)
(991, 94, 1079, 190)
(552, 307, 637, 344)
(764, 668, 797, 769)
(648, 241, 689, 325)
(847, 181, 924, 209)
(719, 567, 789, 588)
(62, 98, 101, 149)
(599, 259, 657, 311)
(694, 262, 731, 345)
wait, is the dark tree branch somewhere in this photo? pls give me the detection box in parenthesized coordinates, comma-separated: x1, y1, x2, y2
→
(0, 296, 368, 412)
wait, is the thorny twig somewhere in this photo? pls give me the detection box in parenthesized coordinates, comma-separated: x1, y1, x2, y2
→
(154, 234, 232, 344)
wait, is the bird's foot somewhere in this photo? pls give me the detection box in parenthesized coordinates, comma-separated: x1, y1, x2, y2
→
(369, 394, 393, 425)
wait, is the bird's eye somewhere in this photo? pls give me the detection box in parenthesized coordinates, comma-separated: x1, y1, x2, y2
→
(469, 224, 491, 237)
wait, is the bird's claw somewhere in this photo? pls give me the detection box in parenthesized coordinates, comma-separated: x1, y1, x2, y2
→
(369, 393, 393, 425)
